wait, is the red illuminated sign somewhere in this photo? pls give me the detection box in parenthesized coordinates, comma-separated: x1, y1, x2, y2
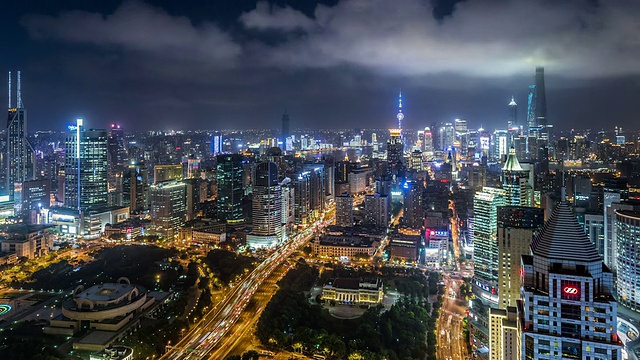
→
(563, 286, 579, 295)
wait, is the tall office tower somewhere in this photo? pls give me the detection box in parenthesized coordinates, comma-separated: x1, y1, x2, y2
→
(153, 164, 183, 184)
(252, 162, 283, 239)
(281, 111, 290, 151)
(364, 193, 389, 229)
(216, 154, 244, 222)
(526, 84, 537, 130)
(6, 71, 34, 198)
(507, 96, 517, 129)
(396, 92, 404, 130)
(149, 180, 187, 238)
(294, 170, 311, 225)
(403, 180, 424, 229)
(492, 130, 509, 162)
(387, 129, 404, 179)
(520, 201, 623, 359)
(64, 122, 108, 211)
(335, 160, 350, 184)
(615, 210, 640, 312)
(304, 165, 325, 213)
(323, 157, 335, 202)
(211, 133, 223, 155)
(122, 161, 148, 212)
(335, 192, 353, 227)
(439, 122, 455, 151)
(489, 306, 519, 360)
(472, 187, 507, 304)
(455, 118, 469, 156)
(535, 67, 549, 141)
(107, 124, 126, 179)
(422, 127, 434, 158)
(501, 148, 532, 207)
(496, 206, 544, 309)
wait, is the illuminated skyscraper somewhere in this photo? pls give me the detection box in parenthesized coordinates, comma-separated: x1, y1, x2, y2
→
(520, 201, 622, 359)
(387, 129, 404, 179)
(422, 127, 434, 158)
(403, 180, 424, 229)
(251, 162, 283, 239)
(64, 122, 109, 211)
(472, 186, 507, 304)
(501, 148, 532, 207)
(508, 96, 517, 129)
(526, 85, 537, 130)
(535, 67, 549, 141)
(615, 210, 640, 312)
(149, 180, 186, 238)
(6, 71, 34, 198)
(216, 154, 244, 222)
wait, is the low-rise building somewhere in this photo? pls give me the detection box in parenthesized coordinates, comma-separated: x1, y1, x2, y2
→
(0, 224, 54, 259)
(322, 278, 384, 305)
(311, 235, 376, 260)
(388, 228, 421, 263)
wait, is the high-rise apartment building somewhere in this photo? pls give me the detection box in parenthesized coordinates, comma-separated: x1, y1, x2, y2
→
(520, 201, 623, 359)
(472, 186, 507, 304)
(216, 154, 244, 222)
(335, 192, 353, 227)
(615, 210, 640, 312)
(403, 180, 424, 229)
(364, 193, 389, 229)
(64, 122, 108, 211)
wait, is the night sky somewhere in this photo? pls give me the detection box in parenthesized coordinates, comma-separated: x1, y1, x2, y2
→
(2, 0, 639, 132)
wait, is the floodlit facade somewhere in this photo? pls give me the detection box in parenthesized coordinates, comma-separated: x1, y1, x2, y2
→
(472, 186, 507, 304)
(519, 202, 623, 360)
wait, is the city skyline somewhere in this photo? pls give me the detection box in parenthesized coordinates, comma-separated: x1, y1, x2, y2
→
(2, 0, 640, 131)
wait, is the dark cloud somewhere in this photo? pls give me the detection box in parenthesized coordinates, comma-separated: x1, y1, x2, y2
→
(11, 0, 640, 132)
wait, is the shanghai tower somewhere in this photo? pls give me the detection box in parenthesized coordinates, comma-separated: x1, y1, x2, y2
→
(535, 67, 549, 141)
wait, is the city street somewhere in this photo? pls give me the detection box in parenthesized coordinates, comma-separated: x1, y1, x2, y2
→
(436, 277, 469, 360)
(161, 211, 333, 360)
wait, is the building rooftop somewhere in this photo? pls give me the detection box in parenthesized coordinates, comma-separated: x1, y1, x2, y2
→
(76, 283, 138, 303)
(502, 147, 523, 172)
(530, 201, 601, 262)
(317, 235, 374, 247)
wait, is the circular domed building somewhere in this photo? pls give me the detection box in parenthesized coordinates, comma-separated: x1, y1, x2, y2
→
(47, 278, 150, 337)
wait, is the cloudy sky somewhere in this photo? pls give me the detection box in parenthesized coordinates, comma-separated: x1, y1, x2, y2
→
(2, 0, 640, 132)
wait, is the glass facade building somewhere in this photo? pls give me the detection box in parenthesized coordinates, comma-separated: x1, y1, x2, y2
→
(64, 128, 108, 211)
(216, 154, 244, 222)
(615, 210, 640, 312)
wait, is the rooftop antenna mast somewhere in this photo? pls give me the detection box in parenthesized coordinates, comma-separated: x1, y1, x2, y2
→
(17, 71, 22, 108)
(560, 156, 566, 201)
(7, 71, 11, 108)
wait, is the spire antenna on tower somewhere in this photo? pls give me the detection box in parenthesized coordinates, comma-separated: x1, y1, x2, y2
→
(396, 91, 404, 130)
(17, 71, 22, 109)
(8, 71, 11, 109)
